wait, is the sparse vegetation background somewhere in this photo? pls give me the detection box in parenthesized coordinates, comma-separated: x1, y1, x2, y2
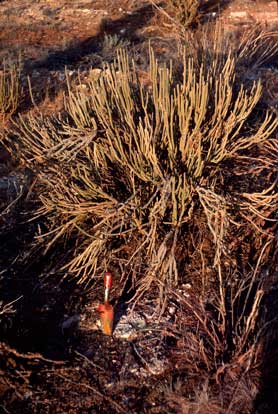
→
(0, 1, 278, 413)
(0, 58, 21, 124)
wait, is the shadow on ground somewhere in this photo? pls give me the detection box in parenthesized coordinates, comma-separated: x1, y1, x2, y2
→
(17, 3, 157, 113)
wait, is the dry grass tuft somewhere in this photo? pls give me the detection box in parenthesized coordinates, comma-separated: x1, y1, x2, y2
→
(164, 0, 200, 28)
(101, 34, 131, 60)
(0, 58, 21, 125)
(166, 380, 223, 414)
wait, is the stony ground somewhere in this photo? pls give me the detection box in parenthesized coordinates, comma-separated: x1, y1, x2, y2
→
(0, 1, 278, 413)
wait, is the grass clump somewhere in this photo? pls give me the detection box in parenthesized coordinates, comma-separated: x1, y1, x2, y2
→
(0, 58, 21, 124)
(101, 34, 130, 59)
(165, 0, 200, 27)
(152, 1, 224, 31)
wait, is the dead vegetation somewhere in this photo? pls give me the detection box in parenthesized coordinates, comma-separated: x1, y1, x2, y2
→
(0, 57, 21, 125)
(160, 0, 200, 28)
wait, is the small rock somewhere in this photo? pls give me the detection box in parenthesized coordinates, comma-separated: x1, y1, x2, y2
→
(229, 11, 248, 19)
(58, 73, 65, 82)
(61, 314, 80, 333)
(113, 312, 146, 340)
(89, 68, 102, 79)
(168, 306, 176, 315)
(148, 358, 166, 375)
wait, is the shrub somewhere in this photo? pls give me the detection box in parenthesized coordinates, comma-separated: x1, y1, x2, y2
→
(9, 45, 277, 297)
(165, 0, 200, 27)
